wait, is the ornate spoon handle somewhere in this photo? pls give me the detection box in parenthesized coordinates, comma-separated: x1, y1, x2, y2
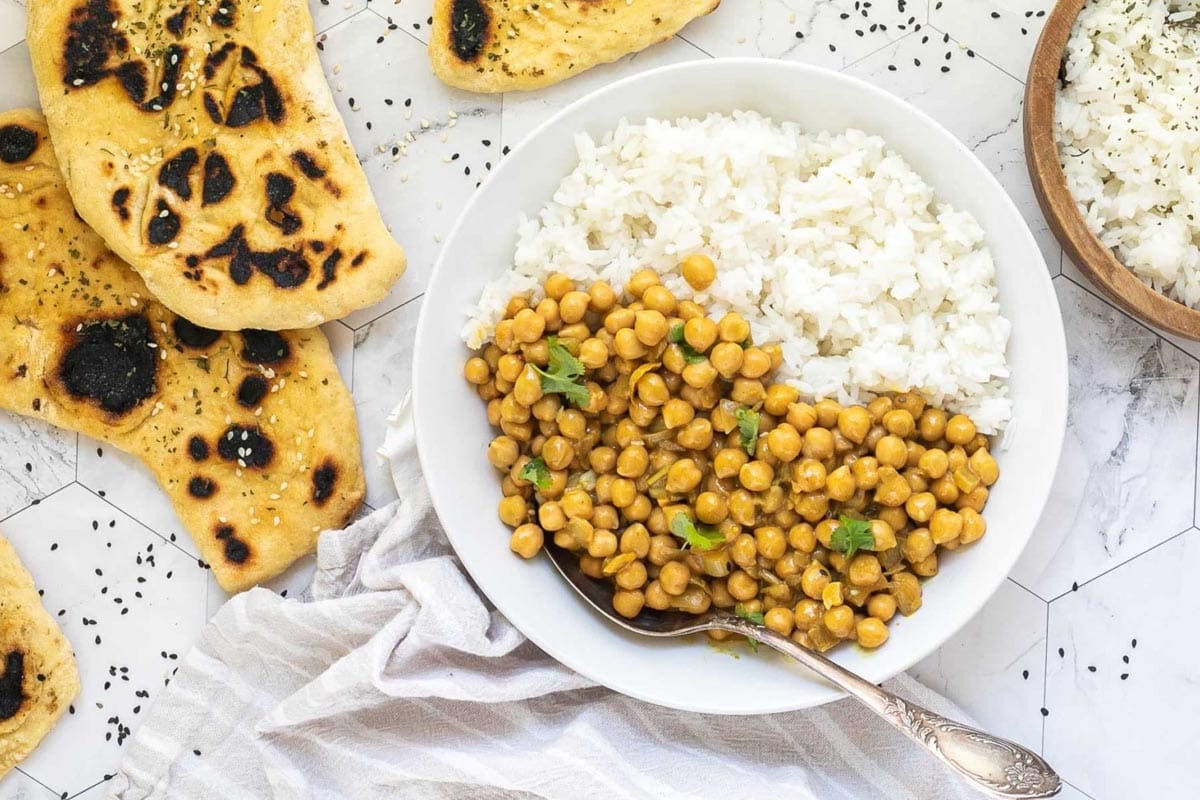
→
(712, 617, 1061, 799)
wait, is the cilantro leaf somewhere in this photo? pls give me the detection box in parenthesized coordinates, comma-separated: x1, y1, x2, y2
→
(734, 603, 765, 652)
(669, 513, 725, 551)
(668, 324, 707, 365)
(531, 336, 590, 407)
(518, 457, 552, 490)
(734, 407, 760, 456)
(830, 516, 874, 560)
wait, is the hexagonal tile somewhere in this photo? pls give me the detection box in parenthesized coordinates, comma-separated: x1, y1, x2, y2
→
(501, 37, 708, 148)
(0, 1, 25, 54)
(310, 0, 366, 35)
(0, 41, 37, 111)
(843, 29, 1060, 272)
(351, 296, 421, 509)
(1, 484, 208, 798)
(911, 579, 1048, 753)
(366, 5, 432, 44)
(680, 0, 917, 68)
(930, 0, 1054, 81)
(1044, 529, 1200, 798)
(1012, 278, 1198, 599)
(315, 11, 501, 327)
(0, 771, 58, 800)
(0, 415, 74, 520)
(322, 320, 356, 392)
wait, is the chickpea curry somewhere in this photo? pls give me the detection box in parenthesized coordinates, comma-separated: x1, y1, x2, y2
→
(462, 259, 1000, 653)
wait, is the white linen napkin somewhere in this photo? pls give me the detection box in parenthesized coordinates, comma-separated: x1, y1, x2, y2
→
(106, 398, 984, 800)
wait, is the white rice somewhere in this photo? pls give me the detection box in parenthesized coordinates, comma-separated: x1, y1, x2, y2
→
(464, 112, 1012, 433)
(1058, 0, 1200, 308)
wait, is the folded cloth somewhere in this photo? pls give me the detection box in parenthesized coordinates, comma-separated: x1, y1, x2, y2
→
(107, 398, 983, 800)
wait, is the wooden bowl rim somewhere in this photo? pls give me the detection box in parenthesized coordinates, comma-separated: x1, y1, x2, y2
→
(1023, 0, 1200, 339)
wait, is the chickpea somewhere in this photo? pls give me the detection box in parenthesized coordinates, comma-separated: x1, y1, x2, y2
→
(867, 593, 897, 622)
(628, 396, 658, 427)
(717, 313, 751, 344)
(739, 348, 772, 379)
(588, 446, 617, 474)
(875, 474, 912, 508)
(633, 310, 668, 347)
(800, 562, 831, 599)
(905, 491, 937, 524)
(727, 490, 756, 527)
(709, 342, 744, 379)
(727, 533, 757, 568)
(648, 535, 680, 566)
(969, 447, 1000, 486)
(513, 365, 544, 407)
(486, 398, 503, 426)
(917, 448, 949, 479)
(636, 373, 670, 407)
(605, 307, 635, 334)
(930, 508, 963, 544)
(875, 435, 908, 469)
(782, 403, 815, 435)
(613, 328, 648, 360)
(812, 400, 841, 428)
(867, 396, 893, 422)
(540, 501, 569, 532)
(588, 281, 617, 312)
(714, 448, 749, 479)
(758, 387, 795, 419)
(788, 523, 817, 553)
(767, 424, 803, 462)
(640, 285, 676, 316)
(553, 290, 587, 323)
(658, 561, 692, 596)
(486, 436, 520, 469)
(494, 319, 517, 353)
(500, 418, 534, 443)
(513, 308, 546, 344)
(788, 460, 824, 495)
(931, 474, 959, 505)
(902, 528, 935, 563)
(824, 605, 855, 638)
(847, 554, 883, 587)
(754, 525, 788, 560)
(615, 559, 648, 590)
(620, 524, 651, 558)
(856, 617, 889, 648)
(945, 414, 976, 446)
(836, 406, 872, 444)
(509, 523, 544, 559)
(756, 606, 792, 636)
(623, 267, 656, 297)
(959, 507, 987, 544)
(695, 492, 729, 525)
(681, 253, 717, 290)
(672, 586, 712, 615)
(947, 446, 968, 471)
(643, 581, 671, 610)
(541, 436, 574, 471)
(794, 598, 823, 628)
(610, 478, 638, 509)
(825, 465, 856, 502)
(882, 409, 915, 438)
(498, 495, 528, 527)
(682, 360, 719, 389)
(666, 459, 704, 494)
(912, 553, 939, 577)
(870, 519, 898, 551)
(851, 456, 880, 490)
(561, 488, 594, 520)
(612, 589, 645, 619)
(578, 338, 609, 370)
(683, 317, 718, 353)
(957, 486, 989, 513)
(918, 408, 947, 442)
(676, 418, 714, 451)
(735, 460, 772, 492)
(802, 427, 835, 460)
(464, 357, 490, 385)
(730, 378, 766, 406)
(727, 569, 759, 601)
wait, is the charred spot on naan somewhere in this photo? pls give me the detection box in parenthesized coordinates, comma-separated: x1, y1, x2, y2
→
(0, 124, 38, 164)
(0, 650, 27, 721)
(216, 424, 275, 469)
(236, 374, 268, 407)
(208, 47, 285, 129)
(264, 173, 302, 235)
(172, 317, 221, 350)
(450, 0, 491, 62)
(201, 152, 235, 206)
(57, 314, 159, 415)
(240, 329, 291, 365)
(187, 476, 216, 498)
(312, 460, 338, 505)
(110, 187, 131, 221)
(214, 525, 250, 564)
(159, 147, 199, 201)
(188, 435, 210, 461)
(146, 199, 181, 245)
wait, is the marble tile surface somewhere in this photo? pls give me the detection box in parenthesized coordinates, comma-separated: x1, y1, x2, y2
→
(0, 2, 1195, 798)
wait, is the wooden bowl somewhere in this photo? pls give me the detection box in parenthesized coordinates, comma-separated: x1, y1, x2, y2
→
(1024, 0, 1200, 339)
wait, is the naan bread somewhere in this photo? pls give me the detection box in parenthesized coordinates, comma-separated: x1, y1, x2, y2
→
(0, 534, 79, 779)
(26, 0, 406, 331)
(429, 0, 721, 92)
(0, 110, 364, 593)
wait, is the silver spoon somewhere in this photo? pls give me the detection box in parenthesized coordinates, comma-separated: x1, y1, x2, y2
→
(544, 542, 1061, 799)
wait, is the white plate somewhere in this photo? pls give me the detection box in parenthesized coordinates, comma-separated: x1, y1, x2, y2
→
(413, 59, 1067, 714)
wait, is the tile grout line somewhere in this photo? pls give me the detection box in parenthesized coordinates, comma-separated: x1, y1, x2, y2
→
(1040, 601, 1049, 755)
(14, 765, 60, 799)
(73, 481, 203, 564)
(1058, 272, 1200, 366)
(363, 4, 429, 50)
(927, 24, 1027, 87)
(673, 33, 715, 60)
(350, 290, 424, 332)
(839, 30, 916, 74)
(0, 480, 75, 526)
(1046, 526, 1200, 603)
(1063, 778, 1098, 800)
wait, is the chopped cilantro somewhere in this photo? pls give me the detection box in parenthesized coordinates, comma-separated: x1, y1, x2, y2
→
(668, 324, 708, 364)
(830, 516, 874, 560)
(531, 337, 589, 407)
(518, 457, 552, 490)
(669, 513, 725, 551)
(734, 407, 760, 456)
(734, 603, 765, 652)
